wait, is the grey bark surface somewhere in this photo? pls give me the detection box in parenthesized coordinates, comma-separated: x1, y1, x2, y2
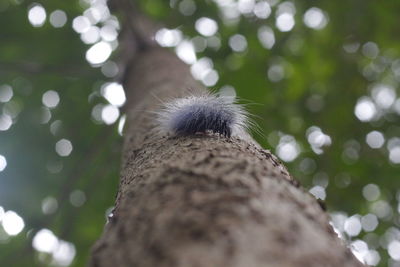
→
(89, 46, 364, 267)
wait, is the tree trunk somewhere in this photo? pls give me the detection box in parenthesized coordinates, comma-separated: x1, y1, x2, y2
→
(89, 5, 363, 267)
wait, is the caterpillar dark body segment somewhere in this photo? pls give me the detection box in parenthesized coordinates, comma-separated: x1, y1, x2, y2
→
(156, 94, 248, 138)
(171, 103, 234, 137)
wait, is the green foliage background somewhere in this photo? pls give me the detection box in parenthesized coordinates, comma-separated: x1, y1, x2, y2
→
(0, 0, 399, 266)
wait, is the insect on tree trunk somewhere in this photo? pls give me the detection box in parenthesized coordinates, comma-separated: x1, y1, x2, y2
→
(89, 2, 364, 267)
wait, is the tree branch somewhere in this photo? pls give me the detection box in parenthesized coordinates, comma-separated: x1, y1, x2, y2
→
(89, 3, 364, 267)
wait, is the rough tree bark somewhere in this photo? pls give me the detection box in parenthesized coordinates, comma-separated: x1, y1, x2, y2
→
(90, 2, 364, 267)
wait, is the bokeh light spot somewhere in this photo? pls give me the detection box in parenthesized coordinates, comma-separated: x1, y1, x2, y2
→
(179, 0, 196, 16)
(42, 90, 60, 108)
(388, 241, 400, 260)
(32, 228, 76, 266)
(371, 200, 391, 218)
(219, 85, 237, 99)
(303, 7, 328, 30)
(100, 25, 118, 42)
(84, 5, 110, 24)
(0, 114, 12, 131)
(206, 36, 221, 50)
(101, 104, 120, 125)
(52, 240, 76, 266)
(49, 10, 67, 28)
(191, 57, 213, 80)
(361, 214, 378, 232)
(276, 1, 296, 15)
(229, 34, 247, 52)
(195, 17, 218, 37)
(238, 0, 255, 14)
(176, 40, 197, 64)
(72, 15, 91, 33)
(81, 26, 100, 44)
(343, 42, 360, 53)
(39, 107, 51, 124)
(101, 82, 126, 107)
(364, 250, 380, 266)
(389, 146, 400, 164)
(33, 229, 58, 253)
(86, 41, 112, 65)
(192, 36, 207, 52)
(0, 207, 4, 222)
(101, 61, 119, 78)
(268, 64, 284, 82)
(0, 155, 7, 172)
(344, 215, 362, 236)
(362, 184, 380, 201)
(365, 131, 384, 149)
(350, 239, 368, 263)
(276, 13, 295, 32)
(0, 85, 13, 103)
(371, 84, 396, 109)
(309, 185, 326, 200)
(258, 26, 275, 49)
(28, 4, 46, 27)
(41, 196, 58, 215)
(155, 28, 182, 47)
(306, 126, 332, 154)
(201, 69, 219, 87)
(55, 139, 73, 157)
(362, 42, 379, 59)
(253, 1, 271, 19)
(2, 211, 24, 236)
(276, 135, 300, 162)
(69, 190, 86, 207)
(118, 114, 126, 136)
(354, 97, 376, 122)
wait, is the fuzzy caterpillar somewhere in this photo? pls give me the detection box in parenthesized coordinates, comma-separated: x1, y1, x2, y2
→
(156, 94, 250, 138)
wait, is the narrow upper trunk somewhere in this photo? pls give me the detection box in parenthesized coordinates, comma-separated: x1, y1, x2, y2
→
(89, 46, 363, 267)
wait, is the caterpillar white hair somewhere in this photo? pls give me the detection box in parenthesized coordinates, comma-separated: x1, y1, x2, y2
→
(156, 94, 250, 138)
